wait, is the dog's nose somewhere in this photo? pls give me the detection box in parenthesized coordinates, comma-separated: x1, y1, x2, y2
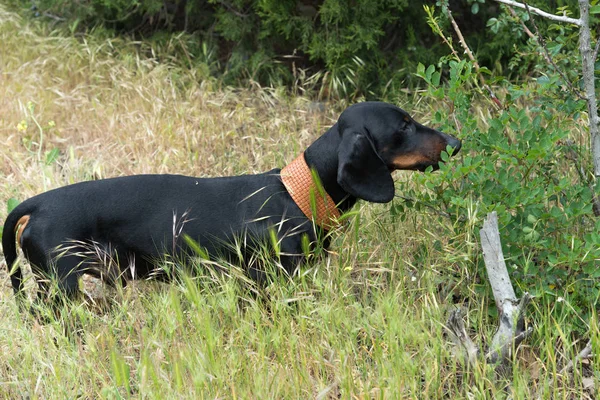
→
(448, 137, 461, 154)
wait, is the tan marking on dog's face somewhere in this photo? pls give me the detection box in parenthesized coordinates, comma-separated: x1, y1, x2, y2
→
(15, 215, 30, 246)
(391, 154, 431, 170)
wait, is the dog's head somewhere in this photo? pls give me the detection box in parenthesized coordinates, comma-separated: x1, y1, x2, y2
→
(337, 102, 461, 203)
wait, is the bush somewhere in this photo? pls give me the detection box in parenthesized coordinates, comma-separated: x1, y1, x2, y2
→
(394, 58, 598, 329)
(21, 0, 581, 98)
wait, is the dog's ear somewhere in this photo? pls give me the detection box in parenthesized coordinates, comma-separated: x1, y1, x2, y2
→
(337, 131, 394, 203)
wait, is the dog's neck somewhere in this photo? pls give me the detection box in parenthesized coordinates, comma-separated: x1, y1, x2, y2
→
(304, 123, 357, 212)
(280, 124, 358, 230)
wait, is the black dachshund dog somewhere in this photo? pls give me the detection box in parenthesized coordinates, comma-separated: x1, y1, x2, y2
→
(3, 102, 460, 301)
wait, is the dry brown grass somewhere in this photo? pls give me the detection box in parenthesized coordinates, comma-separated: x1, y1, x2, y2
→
(0, 7, 345, 195)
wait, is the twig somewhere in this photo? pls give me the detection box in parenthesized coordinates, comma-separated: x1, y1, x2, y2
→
(536, 339, 594, 399)
(447, 8, 480, 70)
(446, 6, 502, 108)
(560, 339, 593, 375)
(507, 6, 535, 38)
(494, 0, 582, 26)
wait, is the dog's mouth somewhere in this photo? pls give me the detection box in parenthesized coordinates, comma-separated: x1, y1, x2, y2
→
(389, 156, 443, 172)
(390, 145, 460, 172)
(416, 162, 440, 172)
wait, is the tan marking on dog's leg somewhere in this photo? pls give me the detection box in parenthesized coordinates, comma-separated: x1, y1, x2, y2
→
(15, 215, 30, 246)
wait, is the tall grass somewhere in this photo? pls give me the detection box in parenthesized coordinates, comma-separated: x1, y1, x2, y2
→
(0, 4, 597, 399)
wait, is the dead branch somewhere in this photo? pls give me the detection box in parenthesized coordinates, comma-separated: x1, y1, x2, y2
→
(494, 0, 582, 26)
(559, 339, 593, 376)
(536, 339, 594, 399)
(447, 8, 480, 70)
(448, 212, 531, 371)
(480, 212, 532, 365)
(479, 212, 515, 308)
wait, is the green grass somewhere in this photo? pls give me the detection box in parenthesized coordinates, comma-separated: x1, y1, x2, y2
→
(0, 3, 597, 399)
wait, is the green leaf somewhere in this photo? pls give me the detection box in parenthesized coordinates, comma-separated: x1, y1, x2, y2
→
(440, 150, 449, 162)
(591, 4, 600, 14)
(432, 71, 441, 87)
(471, 3, 479, 14)
(425, 64, 435, 81)
(537, 75, 550, 85)
(416, 63, 425, 78)
(7, 198, 19, 213)
(45, 148, 60, 165)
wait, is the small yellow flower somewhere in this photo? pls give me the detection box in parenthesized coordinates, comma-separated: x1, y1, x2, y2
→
(48, 120, 56, 128)
(17, 120, 27, 133)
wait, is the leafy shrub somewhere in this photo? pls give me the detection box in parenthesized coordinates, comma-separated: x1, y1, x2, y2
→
(20, 0, 580, 97)
(396, 59, 598, 327)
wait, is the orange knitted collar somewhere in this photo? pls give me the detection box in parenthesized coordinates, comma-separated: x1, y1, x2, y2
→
(280, 153, 341, 230)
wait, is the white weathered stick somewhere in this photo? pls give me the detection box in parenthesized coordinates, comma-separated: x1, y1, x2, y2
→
(494, 0, 582, 26)
(480, 212, 516, 308)
(447, 212, 532, 368)
(480, 212, 531, 364)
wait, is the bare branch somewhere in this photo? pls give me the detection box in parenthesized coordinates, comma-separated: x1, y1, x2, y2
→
(448, 212, 532, 370)
(494, 0, 582, 26)
(480, 212, 531, 366)
(485, 294, 533, 363)
(480, 212, 516, 309)
(560, 339, 593, 375)
(446, 7, 502, 107)
(507, 6, 535, 38)
(447, 8, 480, 70)
(537, 339, 594, 399)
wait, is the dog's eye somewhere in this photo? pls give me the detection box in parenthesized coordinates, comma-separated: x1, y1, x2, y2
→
(401, 116, 412, 129)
